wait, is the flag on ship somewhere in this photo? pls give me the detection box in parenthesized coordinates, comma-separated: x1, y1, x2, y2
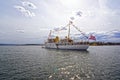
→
(89, 34, 96, 40)
(70, 17, 75, 20)
(54, 28, 60, 31)
(54, 27, 67, 32)
(61, 27, 67, 30)
(76, 11, 82, 17)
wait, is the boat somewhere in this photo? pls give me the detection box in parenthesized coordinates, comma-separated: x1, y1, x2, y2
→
(44, 20, 91, 50)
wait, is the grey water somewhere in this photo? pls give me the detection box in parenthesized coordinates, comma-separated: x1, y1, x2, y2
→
(0, 46, 120, 80)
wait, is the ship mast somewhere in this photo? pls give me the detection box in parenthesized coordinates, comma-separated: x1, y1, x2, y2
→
(68, 21, 70, 41)
(48, 30, 52, 39)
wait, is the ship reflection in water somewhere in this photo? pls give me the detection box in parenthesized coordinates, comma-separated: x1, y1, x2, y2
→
(0, 46, 120, 80)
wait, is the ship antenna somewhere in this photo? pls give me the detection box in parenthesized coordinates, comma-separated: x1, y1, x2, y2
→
(68, 21, 73, 42)
(48, 30, 52, 39)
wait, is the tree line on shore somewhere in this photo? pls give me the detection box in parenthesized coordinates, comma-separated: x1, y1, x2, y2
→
(89, 42, 120, 46)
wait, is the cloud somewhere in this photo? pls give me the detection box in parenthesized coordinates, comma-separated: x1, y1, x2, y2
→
(14, 1, 37, 17)
(90, 30, 120, 42)
(1, 0, 119, 44)
(22, 1, 37, 9)
(14, 5, 35, 17)
(16, 29, 25, 33)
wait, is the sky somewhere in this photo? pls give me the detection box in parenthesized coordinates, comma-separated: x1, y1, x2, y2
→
(0, 0, 120, 44)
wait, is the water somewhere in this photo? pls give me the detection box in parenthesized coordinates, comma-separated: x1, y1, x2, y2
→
(0, 46, 120, 80)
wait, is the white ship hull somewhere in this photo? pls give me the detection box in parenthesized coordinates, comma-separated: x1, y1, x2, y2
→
(45, 43, 89, 50)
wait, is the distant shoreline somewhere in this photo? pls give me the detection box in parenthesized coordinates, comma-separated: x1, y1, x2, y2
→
(0, 42, 120, 46)
(0, 44, 44, 46)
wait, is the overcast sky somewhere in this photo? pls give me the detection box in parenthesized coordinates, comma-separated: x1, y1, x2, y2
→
(0, 0, 120, 44)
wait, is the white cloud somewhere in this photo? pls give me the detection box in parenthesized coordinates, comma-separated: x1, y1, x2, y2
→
(22, 1, 37, 9)
(14, 5, 35, 17)
(16, 29, 25, 33)
(2, 0, 119, 43)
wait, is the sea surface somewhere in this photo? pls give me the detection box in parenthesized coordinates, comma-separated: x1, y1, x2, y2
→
(0, 46, 120, 80)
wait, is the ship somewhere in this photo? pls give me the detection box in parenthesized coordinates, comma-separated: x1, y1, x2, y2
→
(44, 20, 93, 50)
